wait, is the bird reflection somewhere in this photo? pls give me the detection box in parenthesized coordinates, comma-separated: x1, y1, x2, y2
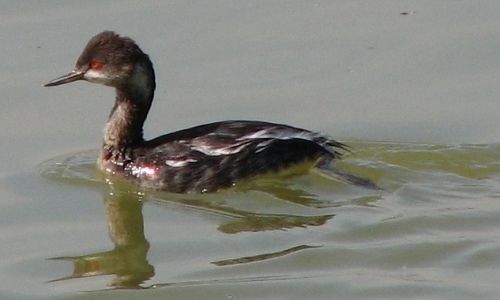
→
(49, 189, 153, 288)
(48, 177, 345, 288)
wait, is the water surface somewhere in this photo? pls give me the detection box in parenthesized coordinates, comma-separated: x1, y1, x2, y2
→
(2, 1, 500, 299)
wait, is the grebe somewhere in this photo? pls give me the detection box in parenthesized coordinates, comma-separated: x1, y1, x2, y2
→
(45, 31, 376, 193)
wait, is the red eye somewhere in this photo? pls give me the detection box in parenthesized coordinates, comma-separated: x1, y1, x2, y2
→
(90, 61, 103, 70)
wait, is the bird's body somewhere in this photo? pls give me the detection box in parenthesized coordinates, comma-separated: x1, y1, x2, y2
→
(45, 31, 375, 193)
(99, 120, 347, 193)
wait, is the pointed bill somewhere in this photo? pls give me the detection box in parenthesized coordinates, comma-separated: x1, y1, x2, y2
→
(44, 70, 85, 87)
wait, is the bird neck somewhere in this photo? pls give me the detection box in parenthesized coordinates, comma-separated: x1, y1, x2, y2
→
(102, 60, 156, 153)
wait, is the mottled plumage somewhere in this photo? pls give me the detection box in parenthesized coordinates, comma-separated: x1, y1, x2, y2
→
(45, 31, 375, 193)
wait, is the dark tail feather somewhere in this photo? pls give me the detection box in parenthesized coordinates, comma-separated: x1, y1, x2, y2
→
(315, 158, 383, 191)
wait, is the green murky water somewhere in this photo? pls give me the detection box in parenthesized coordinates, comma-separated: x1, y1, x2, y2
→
(31, 142, 500, 299)
(3, 1, 500, 299)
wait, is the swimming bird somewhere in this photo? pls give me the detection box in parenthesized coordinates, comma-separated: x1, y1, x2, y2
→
(45, 31, 376, 193)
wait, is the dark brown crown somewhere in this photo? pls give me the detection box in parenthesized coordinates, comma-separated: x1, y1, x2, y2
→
(76, 31, 147, 68)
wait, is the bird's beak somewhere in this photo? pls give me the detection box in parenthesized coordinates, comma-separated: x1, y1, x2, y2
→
(44, 70, 85, 87)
